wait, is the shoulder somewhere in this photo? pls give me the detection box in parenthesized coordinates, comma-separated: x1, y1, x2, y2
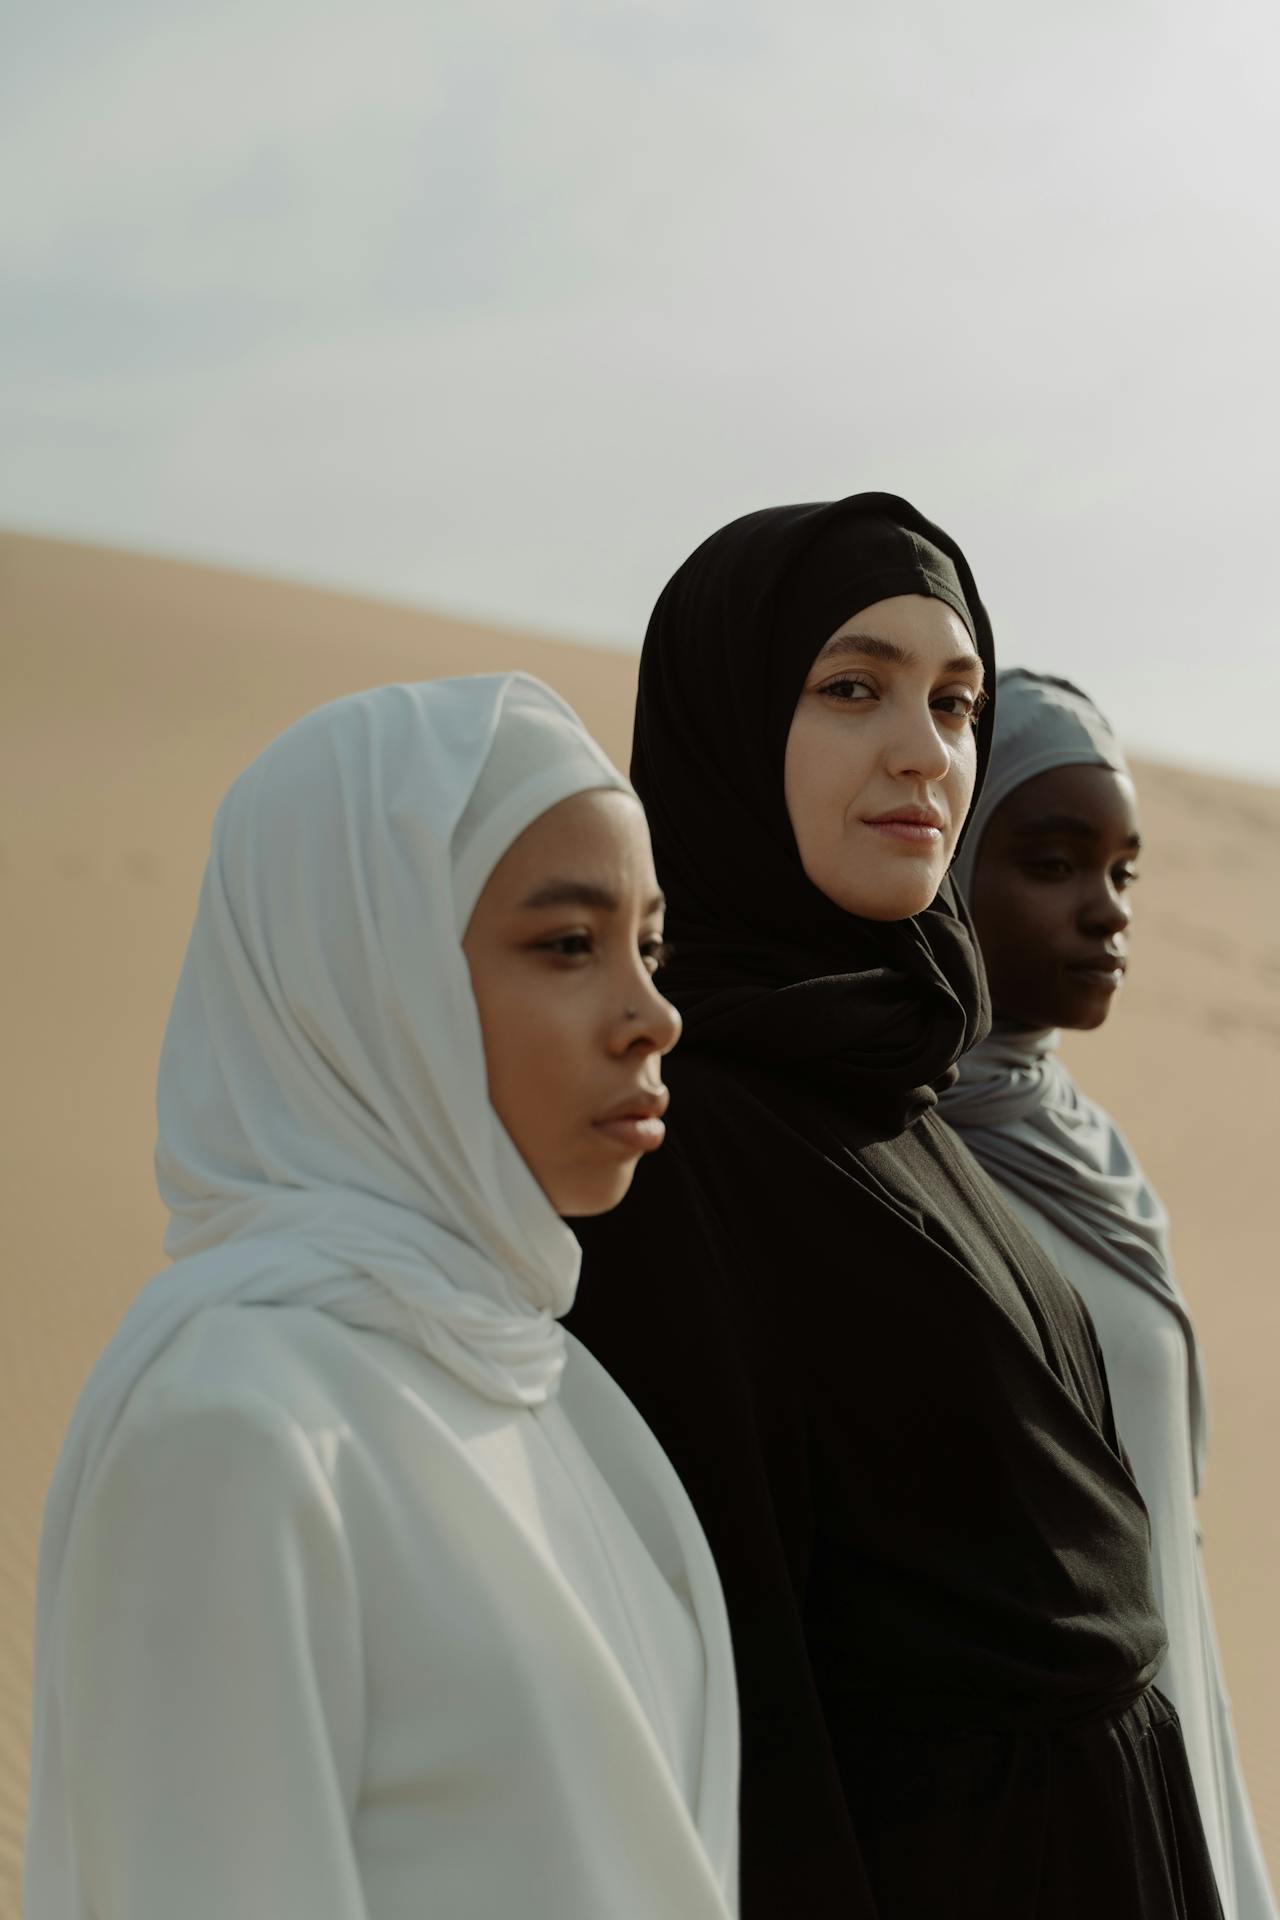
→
(107, 1305, 365, 1487)
(62, 1310, 383, 1621)
(60, 1314, 365, 1747)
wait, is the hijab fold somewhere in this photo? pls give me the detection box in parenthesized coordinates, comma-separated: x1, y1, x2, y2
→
(943, 669, 1208, 1487)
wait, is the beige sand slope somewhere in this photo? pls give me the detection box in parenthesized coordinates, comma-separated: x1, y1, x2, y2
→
(3, 531, 1277, 1910)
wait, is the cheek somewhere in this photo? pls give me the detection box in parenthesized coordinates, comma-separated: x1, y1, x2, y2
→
(945, 738, 979, 834)
(470, 968, 571, 1147)
(979, 882, 1069, 972)
(491, 988, 578, 1124)
(784, 710, 874, 852)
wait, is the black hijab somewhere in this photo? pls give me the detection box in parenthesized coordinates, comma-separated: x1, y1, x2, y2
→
(632, 492, 994, 1133)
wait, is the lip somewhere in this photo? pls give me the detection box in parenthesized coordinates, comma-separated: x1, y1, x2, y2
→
(592, 1087, 669, 1155)
(861, 805, 944, 846)
(1065, 955, 1128, 990)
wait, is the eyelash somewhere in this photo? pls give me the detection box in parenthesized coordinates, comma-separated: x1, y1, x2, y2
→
(816, 675, 988, 724)
(535, 933, 675, 972)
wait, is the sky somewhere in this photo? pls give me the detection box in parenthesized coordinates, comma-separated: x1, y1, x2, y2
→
(4, 0, 1279, 780)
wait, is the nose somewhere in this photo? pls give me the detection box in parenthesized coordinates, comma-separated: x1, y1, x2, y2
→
(1079, 874, 1132, 939)
(882, 699, 953, 784)
(614, 972, 682, 1058)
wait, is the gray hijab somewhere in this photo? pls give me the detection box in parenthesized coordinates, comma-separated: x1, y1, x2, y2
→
(943, 669, 1208, 1490)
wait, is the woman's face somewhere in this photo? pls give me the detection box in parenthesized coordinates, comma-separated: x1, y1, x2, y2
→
(783, 593, 985, 921)
(967, 763, 1141, 1030)
(463, 788, 681, 1217)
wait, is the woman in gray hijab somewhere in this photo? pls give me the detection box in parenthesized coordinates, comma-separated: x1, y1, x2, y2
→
(943, 667, 1275, 1920)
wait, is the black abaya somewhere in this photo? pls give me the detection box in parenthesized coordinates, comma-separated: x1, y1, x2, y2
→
(565, 494, 1222, 1918)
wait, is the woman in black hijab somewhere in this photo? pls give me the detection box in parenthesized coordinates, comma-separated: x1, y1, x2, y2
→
(566, 495, 1222, 1920)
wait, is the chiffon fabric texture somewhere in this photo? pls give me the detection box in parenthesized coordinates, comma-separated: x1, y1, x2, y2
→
(566, 496, 1223, 1919)
(26, 673, 739, 1920)
(943, 668, 1276, 1920)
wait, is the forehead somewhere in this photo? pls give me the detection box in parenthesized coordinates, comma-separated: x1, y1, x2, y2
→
(998, 762, 1140, 836)
(821, 592, 978, 659)
(481, 788, 655, 897)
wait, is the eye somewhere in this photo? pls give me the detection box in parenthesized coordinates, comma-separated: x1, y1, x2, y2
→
(1113, 865, 1141, 891)
(932, 686, 987, 725)
(641, 937, 675, 974)
(1022, 855, 1074, 880)
(534, 931, 595, 961)
(814, 674, 876, 704)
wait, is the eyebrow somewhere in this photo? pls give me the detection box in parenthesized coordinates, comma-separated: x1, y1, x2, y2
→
(519, 879, 667, 915)
(814, 631, 984, 681)
(1012, 812, 1142, 850)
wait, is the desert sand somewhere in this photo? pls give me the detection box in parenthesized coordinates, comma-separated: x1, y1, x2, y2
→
(3, 530, 1277, 1912)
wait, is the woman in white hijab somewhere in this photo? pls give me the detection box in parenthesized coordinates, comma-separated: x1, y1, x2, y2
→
(943, 667, 1275, 1920)
(25, 673, 739, 1920)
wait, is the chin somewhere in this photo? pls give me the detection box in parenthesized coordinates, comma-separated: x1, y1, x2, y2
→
(999, 984, 1115, 1033)
(554, 1161, 639, 1219)
(834, 875, 944, 922)
(1060, 995, 1114, 1033)
(827, 846, 949, 922)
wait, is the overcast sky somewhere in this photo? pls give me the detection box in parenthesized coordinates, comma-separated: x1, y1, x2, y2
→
(5, 0, 1278, 779)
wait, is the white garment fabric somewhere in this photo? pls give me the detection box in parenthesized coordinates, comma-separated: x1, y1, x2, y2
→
(57, 1307, 734, 1918)
(27, 672, 739, 1919)
(995, 1185, 1276, 1920)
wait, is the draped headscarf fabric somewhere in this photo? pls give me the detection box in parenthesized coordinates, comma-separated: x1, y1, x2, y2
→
(942, 667, 1209, 1486)
(27, 673, 695, 1915)
(153, 670, 630, 1406)
(949, 666, 1130, 900)
(632, 492, 996, 1134)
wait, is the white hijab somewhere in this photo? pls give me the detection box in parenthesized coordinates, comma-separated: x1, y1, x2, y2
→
(27, 673, 735, 1913)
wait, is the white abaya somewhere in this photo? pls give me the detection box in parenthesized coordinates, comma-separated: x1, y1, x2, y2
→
(27, 674, 739, 1920)
(996, 1175, 1274, 1920)
(60, 1307, 732, 1918)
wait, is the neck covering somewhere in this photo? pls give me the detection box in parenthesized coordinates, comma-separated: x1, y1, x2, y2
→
(30, 672, 703, 1914)
(941, 668, 1208, 1487)
(632, 492, 996, 1135)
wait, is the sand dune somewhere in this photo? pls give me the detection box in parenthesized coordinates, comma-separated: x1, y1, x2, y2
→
(3, 531, 1277, 1912)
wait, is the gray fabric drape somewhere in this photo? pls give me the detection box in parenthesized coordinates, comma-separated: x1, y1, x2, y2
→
(943, 668, 1208, 1488)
